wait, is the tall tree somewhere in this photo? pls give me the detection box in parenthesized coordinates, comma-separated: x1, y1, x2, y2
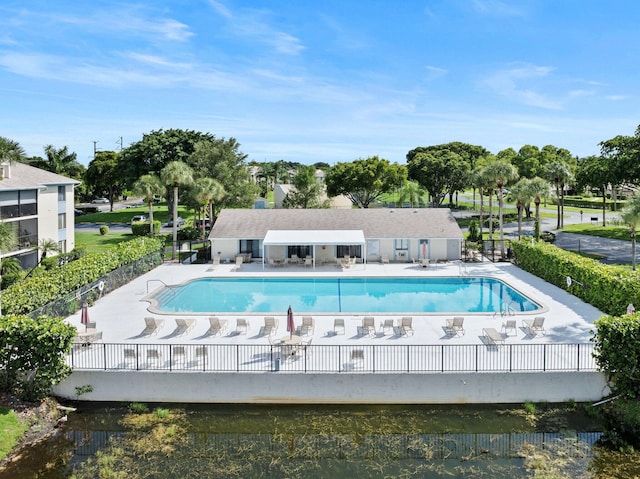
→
(507, 178, 534, 239)
(621, 193, 640, 271)
(325, 156, 406, 208)
(483, 159, 519, 245)
(545, 160, 573, 229)
(132, 174, 164, 236)
(26, 145, 85, 179)
(188, 140, 256, 211)
(85, 151, 124, 211)
(190, 177, 225, 239)
(575, 155, 615, 227)
(282, 165, 328, 209)
(161, 161, 194, 259)
(600, 124, 640, 186)
(396, 180, 428, 208)
(406, 150, 469, 207)
(528, 177, 550, 241)
(0, 137, 26, 163)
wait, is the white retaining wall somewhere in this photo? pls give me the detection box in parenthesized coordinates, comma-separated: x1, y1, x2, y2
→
(54, 370, 610, 404)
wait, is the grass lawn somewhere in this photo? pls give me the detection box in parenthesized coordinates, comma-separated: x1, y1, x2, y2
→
(561, 223, 632, 241)
(76, 204, 191, 225)
(0, 407, 28, 460)
(75, 231, 138, 253)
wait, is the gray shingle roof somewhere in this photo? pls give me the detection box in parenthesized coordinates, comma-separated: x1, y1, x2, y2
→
(0, 162, 80, 190)
(210, 208, 462, 240)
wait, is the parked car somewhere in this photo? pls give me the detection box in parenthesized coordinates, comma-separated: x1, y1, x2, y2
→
(165, 217, 185, 227)
(130, 215, 148, 224)
(91, 197, 109, 204)
(74, 208, 86, 216)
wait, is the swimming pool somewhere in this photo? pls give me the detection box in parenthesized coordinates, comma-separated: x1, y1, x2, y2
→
(148, 277, 541, 314)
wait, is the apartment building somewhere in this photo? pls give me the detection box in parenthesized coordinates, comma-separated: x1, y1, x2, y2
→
(0, 161, 80, 269)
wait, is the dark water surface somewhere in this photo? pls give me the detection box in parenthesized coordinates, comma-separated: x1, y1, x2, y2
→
(2, 402, 639, 478)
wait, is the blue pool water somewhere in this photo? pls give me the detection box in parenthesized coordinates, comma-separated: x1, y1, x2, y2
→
(150, 277, 540, 314)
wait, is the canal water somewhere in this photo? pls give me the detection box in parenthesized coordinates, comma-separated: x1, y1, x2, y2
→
(1, 402, 639, 478)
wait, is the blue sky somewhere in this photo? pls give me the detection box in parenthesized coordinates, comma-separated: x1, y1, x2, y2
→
(1, 1, 639, 167)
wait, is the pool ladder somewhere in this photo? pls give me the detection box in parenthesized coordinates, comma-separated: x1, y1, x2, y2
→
(146, 279, 176, 298)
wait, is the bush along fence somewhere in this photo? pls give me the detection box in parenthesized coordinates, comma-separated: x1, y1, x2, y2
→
(1, 237, 164, 317)
(511, 239, 640, 317)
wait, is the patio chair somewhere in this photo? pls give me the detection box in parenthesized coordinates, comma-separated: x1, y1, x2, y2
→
(146, 349, 162, 366)
(123, 348, 137, 367)
(380, 256, 389, 264)
(362, 317, 376, 337)
(400, 317, 414, 336)
(483, 327, 505, 347)
(268, 335, 283, 346)
(300, 338, 312, 355)
(263, 316, 278, 336)
(290, 254, 299, 264)
(174, 318, 196, 336)
(172, 346, 187, 366)
(236, 318, 249, 335)
(211, 255, 221, 268)
(304, 257, 313, 267)
(300, 316, 314, 336)
(381, 319, 395, 335)
(420, 258, 430, 268)
(350, 349, 365, 369)
(207, 316, 228, 336)
(85, 321, 97, 332)
(195, 346, 207, 366)
(446, 317, 465, 336)
(234, 255, 243, 271)
(501, 320, 517, 336)
(523, 316, 546, 336)
(333, 318, 345, 335)
(142, 317, 164, 336)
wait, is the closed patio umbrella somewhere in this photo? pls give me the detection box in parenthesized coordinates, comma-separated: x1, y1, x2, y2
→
(287, 305, 295, 339)
(81, 302, 90, 331)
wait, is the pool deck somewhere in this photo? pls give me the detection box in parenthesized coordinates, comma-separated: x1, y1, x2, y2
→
(67, 260, 603, 347)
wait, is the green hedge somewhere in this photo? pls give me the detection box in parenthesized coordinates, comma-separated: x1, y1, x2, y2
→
(131, 220, 162, 236)
(511, 239, 640, 316)
(1, 237, 164, 316)
(551, 197, 625, 211)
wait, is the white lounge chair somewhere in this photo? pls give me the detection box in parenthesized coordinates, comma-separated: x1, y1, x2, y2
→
(446, 317, 465, 336)
(400, 317, 414, 336)
(263, 317, 278, 336)
(211, 256, 221, 268)
(207, 317, 228, 336)
(146, 349, 162, 366)
(142, 317, 164, 336)
(234, 255, 243, 271)
(195, 346, 207, 366)
(172, 346, 187, 366)
(523, 317, 546, 336)
(501, 320, 517, 336)
(236, 318, 249, 335)
(483, 327, 505, 347)
(381, 319, 395, 335)
(362, 317, 376, 337)
(174, 318, 196, 336)
(123, 348, 137, 367)
(300, 316, 314, 336)
(333, 318, 345, 335)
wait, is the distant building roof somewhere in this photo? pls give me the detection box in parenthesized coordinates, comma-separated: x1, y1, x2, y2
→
(0, 162, 80, 190)
(210, 208, 462, 240)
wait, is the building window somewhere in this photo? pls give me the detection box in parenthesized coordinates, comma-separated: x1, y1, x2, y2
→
(337, 245, 361, 258)
(58, 240, 67, 253)
(58, 185, 65, 201)
(287, 245, 311, 258)
(239, 239, 261, 258)
(58, 213, 66, 229)
(394, 239, 409, 250)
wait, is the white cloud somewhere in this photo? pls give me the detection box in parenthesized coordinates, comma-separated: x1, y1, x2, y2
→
(481, 64, 563, 110)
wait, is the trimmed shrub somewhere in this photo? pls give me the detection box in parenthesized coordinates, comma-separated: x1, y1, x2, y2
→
(511, 239, 640, 316)
(1, 237, 164, 316)
(177, 227, 201, 241)
(131, 220, 162, 237)
(99, 225, 109, 235)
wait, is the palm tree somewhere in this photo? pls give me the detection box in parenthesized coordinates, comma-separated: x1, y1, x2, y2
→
(0, 137, 26, 162)
(472, 166, 493, 241)
(397, 180, 427, 208)
(484, 160, 519, 245)
(545, 160, 573, 230)
(621, 193, 640, 271)
(160, 161, 194, 260)
(191, 177, 225, 240)
(132, 174, 164, 236)
(508, 178, 534, 239)
(0, 257, 22, 289)
(528, 177, 550, 241)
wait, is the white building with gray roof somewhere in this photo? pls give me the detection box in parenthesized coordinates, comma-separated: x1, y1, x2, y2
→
(209, 208, 463, 266)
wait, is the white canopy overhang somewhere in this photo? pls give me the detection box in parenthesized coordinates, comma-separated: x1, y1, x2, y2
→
(262, 229, 366, 269)
(263, 229, 365, 246)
